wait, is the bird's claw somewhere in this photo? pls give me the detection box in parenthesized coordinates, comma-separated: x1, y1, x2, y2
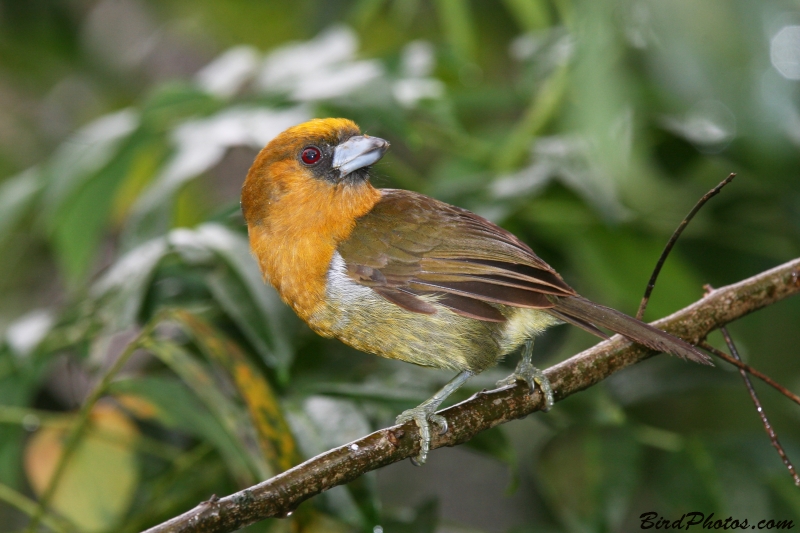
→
(396, 405, 448, 465)
(431, 414, 448, 435)
(496, 361, 554, 412)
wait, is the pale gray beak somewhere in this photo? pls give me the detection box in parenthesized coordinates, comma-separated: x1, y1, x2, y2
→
(332, 135, 390, 178)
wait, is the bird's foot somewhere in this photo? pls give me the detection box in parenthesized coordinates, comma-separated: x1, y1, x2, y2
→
(496, 361, 554, 412)
(396, 404, 448, 465)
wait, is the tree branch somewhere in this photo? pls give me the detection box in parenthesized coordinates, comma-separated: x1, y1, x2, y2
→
(142, 258, 800, 533)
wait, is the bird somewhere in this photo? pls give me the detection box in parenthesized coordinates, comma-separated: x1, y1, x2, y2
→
(241, 117, 712, 464)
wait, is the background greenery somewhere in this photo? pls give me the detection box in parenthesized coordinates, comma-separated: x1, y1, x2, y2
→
(1, 0, 799, 532)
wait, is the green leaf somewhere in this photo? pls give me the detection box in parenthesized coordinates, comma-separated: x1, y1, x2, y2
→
(492, 65, 569, 174)
(140, 336, 269, 483)
(302, 381, 430, 404)
(0, 344, 44, 487)
(0, 423, 27, 493)
(502, 0, 551, 31)
(195, 223, 296, 376)
(109, 376, 254, 485)
(139, 83, 221, 132)
(435, 0, 477, 63)
(117, 444, 225, 533)
(42, 109, 139, 213)
(171, 310, 300, 473)
(205, 269, 283, 371)
(91, 236, 170, 331)
(50, 129, 156, 285)
(351, 0, 388, 27)
(0, 168, 41, 245)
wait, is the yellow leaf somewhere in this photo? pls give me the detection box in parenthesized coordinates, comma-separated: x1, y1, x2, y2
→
(116, 393, 161, 420)
(172, 310, 301, 472)
(24, 403, 140, 532)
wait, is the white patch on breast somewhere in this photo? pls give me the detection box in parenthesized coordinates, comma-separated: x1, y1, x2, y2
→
(324, 251, 382, 330)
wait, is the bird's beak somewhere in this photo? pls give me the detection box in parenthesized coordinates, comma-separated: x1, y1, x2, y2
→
(332, 135, 390, 178)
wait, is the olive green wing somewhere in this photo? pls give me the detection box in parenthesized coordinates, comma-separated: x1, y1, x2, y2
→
(337, 189, 582, 324)
(337, 190, 713, 365)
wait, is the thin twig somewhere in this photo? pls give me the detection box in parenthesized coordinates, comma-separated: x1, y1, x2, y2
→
(703, 282, 800, 485)
(720, 326, 800, 486)
(636, 173, 736, 320)
(699, 342, 800, 406)
(142, 258, 800, 533)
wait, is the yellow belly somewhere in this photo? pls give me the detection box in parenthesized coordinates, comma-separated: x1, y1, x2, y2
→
(309, 252, 562, 373)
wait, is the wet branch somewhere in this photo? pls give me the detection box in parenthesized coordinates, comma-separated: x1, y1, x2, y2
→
(142, 257, 800, 533)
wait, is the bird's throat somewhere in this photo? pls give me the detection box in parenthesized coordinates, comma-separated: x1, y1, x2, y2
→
(247, 182, 382, 321)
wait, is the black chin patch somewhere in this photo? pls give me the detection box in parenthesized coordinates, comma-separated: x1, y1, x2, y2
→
(341, 167, 370, 184)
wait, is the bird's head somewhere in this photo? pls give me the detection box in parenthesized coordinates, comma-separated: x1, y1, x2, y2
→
(242, 118, 389, 226)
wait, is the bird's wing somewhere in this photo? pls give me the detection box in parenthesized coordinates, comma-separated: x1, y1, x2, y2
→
(336, 189, 578, 323)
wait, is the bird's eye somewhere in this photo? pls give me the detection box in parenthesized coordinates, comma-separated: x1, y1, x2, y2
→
(301, 146, 322, 165)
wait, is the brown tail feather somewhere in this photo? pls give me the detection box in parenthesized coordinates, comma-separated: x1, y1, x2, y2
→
(551, 296, 713, 365)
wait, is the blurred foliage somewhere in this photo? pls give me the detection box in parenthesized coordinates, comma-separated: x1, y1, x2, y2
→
(1, 0, 800, 532)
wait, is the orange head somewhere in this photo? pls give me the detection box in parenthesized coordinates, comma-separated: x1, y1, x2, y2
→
(241, 118, 388, 320)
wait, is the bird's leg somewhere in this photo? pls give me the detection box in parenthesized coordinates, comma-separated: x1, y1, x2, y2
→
(396, 370, 473, 465)
(496, 339, 554, 412)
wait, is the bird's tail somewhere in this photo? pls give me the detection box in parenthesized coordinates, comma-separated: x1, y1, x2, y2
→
(549, 296, 712, 365)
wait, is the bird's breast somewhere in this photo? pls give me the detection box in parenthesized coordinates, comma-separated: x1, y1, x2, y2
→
(309, 252, 496, 371)
(248, 223, 333, 322)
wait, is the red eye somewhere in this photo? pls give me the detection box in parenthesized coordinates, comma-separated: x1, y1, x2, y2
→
(301, 146, 321, 165)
